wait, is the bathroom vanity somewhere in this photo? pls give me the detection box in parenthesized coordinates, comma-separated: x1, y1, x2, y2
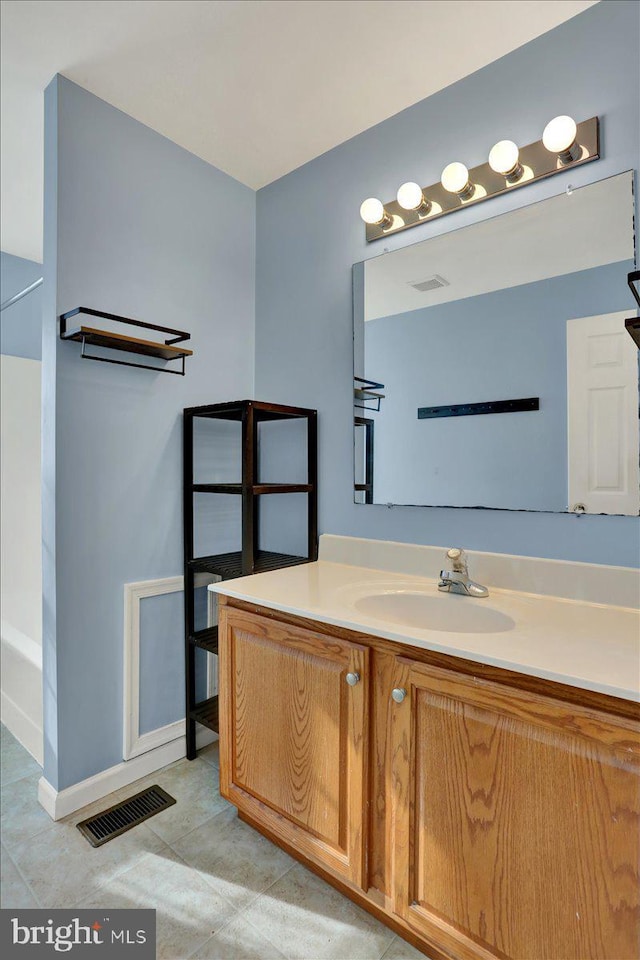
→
(211, 536, 640, 960)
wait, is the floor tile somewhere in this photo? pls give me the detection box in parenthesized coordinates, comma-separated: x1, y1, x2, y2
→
(241, 862, 396, 960)
(1, 724, 408, 959)
(1, 843, 39, 909)
(125, 757, 231, 845)
(381, 934, 431, 959)
(1, 772, 53, 850)
(197, 740, 219, 769)
(76, 847, 238, 960)
(171, 806, 294, 912)
(0, 726, 41, 787)
(189, 914, 287, 959)
(9, 805, 166, 908)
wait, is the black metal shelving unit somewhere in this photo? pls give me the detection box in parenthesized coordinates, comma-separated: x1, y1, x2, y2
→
(183, 399, 318, 759)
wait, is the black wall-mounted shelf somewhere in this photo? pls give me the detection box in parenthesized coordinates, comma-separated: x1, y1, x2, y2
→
(418, 397, 540, 420)
(183, 400, 318, 759)
(354, 376, 385, 411)
(60, 307, 192, 375)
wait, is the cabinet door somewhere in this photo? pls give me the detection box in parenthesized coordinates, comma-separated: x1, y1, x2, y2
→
(389, 659, 640, 960)
(218, 606, 369, 887)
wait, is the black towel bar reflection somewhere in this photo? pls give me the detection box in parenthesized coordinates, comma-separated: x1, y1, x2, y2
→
(418, 397, 539, 419)
(59, 306, 193, 375)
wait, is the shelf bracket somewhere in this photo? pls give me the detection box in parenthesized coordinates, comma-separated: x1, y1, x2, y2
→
(80, 335, 186, 375)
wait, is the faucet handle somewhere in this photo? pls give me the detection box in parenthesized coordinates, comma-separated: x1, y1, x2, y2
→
(446, 547, 467, 574)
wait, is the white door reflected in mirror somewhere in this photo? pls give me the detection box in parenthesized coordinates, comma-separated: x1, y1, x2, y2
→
(567, 311, 640, 517)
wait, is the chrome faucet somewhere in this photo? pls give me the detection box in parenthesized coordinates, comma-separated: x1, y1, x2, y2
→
(438, 548, 489, 598)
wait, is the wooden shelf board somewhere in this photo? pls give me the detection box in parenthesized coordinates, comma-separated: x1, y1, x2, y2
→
(192, 483, 313, 495)
(189, 626, 219, 654)
(189, 550, 309, 580)
(253, 483, 313, 495)
(354, 389, 385, 401)
(190, 695, 219, 732)
(64, 325, 193, 360)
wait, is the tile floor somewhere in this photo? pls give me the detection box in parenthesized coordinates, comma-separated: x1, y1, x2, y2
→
(0, 725, 427, 960)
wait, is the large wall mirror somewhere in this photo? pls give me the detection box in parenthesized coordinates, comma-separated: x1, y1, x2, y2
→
(353, 171, 638, 516)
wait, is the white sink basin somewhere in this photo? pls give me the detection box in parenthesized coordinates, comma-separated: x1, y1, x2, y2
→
(353, 591, 515, 634)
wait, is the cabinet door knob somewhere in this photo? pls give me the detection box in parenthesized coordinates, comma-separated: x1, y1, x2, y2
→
(345, 672, 360, 686)
(391, 687, 407, 703)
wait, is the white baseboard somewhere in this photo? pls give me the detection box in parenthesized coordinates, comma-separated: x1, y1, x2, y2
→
(1, 690, 44, 766)
(38, 727, 217, 821)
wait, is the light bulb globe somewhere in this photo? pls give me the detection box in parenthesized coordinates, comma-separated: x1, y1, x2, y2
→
(441, 162, 470, 195)
(488, 140, 520, 176)
(360, 197, 386, 225)
(396, 182, 424, 211)
(542, 116, 577, 154)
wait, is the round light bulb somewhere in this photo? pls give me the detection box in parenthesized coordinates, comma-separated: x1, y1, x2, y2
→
(441, 162, 473, 199)
(360, 197, 387, 225)
(488, 140, 520, 176)
(542, 115, 577, 154)
(396, 181, 424, 211)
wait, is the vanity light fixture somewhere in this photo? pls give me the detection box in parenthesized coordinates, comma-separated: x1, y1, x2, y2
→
(396, 181, 431, 215)
(360, 115, 599, 242)
(440, 162, 474, 200)
(359, 197, 392, 228)
(488, 140, 523, 183)
(542, 115, 580, 164)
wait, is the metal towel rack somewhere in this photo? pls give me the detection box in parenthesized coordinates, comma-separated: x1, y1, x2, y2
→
(0, 277, 43, 312)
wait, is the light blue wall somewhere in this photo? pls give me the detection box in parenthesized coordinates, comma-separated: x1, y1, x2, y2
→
(365, 259, 635, 511)
(1, 252, 42, 359)
(138, 592, 184, 735)
(43, 76, 255, 790)
(255, 0, 640, 567)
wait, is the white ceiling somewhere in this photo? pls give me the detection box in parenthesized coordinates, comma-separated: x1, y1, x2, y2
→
(1, 0, 597, 263)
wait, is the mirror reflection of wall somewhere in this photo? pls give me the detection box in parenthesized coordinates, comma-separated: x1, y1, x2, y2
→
(353, 171, 638, 516)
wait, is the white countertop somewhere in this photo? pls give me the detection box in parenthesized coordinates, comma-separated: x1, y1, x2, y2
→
(211, 558, 640, 703)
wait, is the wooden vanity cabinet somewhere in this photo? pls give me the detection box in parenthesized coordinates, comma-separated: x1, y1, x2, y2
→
(218, 599, 640, 960)
(218, 604, 369, 887)
(389, 658, 640, 960)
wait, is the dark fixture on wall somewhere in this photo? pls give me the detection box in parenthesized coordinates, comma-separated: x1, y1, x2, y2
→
(625, 269, 640, 348)
(418, 397, 540, 419)
(59, 306, 193, 374)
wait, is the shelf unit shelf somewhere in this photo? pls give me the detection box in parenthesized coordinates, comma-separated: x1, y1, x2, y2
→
(189, 626, 219, 655)
(188, 549, 309, 580)
(184, 400, 318, 759)
(189, 696, 219, 733)
(192, 483, 312, 495)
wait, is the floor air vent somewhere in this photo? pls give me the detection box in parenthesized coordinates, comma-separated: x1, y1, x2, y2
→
(77, 785, 176, 847)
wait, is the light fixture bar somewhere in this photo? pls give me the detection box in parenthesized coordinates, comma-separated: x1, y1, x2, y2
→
(364, 116, 599, 242)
